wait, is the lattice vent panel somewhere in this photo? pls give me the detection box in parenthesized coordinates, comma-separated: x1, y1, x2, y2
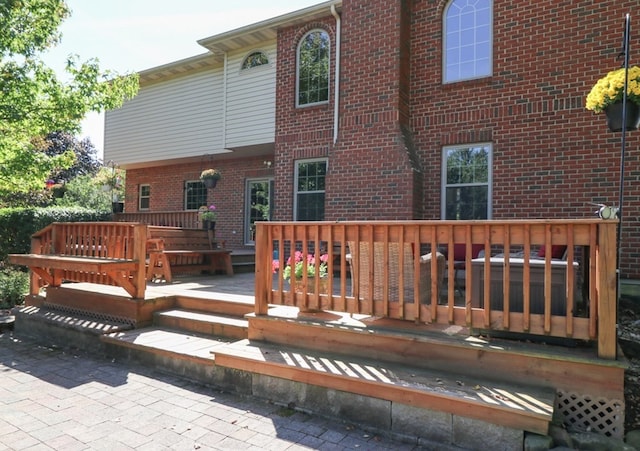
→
(43, 302, 135, 327)
(556, 390, 624, 439)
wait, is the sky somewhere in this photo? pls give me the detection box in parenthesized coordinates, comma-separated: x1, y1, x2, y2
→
(42, 0, 322, 159)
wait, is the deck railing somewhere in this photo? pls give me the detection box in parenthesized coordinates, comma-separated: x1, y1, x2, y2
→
(255, 220, 618, 359)
(113, 211, 200, 228)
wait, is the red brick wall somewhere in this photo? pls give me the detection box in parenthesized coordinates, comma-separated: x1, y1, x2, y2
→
(275, 0, 420, 221)
(124, 157, 274, 249)
(409, 0, 640, 277)
(274, 18, 337, 221)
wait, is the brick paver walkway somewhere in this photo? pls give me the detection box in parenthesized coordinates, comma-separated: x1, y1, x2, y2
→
(0, 331, 425, 450)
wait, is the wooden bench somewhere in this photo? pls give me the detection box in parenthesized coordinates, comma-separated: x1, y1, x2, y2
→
(146, 226, 233, 283)
(8, 222, 148, 299)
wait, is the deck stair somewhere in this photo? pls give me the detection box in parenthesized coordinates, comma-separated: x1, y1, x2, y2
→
(10, 281, 627, 448)
(206, 307, 627, 448)
(100, 292, 253, 378)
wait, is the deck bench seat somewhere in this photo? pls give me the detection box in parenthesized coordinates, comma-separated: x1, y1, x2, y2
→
(146, 226, 233, 282)
(8, 222, 148, 299)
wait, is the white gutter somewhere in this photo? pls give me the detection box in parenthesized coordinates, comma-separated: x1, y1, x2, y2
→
(331, 4, 341, 145)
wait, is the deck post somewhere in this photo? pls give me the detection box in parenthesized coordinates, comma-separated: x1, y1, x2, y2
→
(132, 224, 148, 299)
(597, 221, 618, 359)
(254, 222, 270, 315)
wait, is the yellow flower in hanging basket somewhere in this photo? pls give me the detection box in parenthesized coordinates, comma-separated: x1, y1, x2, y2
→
(586, 66, 640, 113)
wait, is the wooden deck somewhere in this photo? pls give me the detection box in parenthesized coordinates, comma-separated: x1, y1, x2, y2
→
(10, 271, 627, 445)
(7, 218, 628, 445)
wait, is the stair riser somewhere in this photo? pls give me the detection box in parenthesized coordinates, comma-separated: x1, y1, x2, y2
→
(155, 316, 248, 340)
(175, 297, 254, 317)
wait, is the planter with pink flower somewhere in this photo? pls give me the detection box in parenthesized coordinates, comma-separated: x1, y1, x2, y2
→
(272, 250, 330, 305)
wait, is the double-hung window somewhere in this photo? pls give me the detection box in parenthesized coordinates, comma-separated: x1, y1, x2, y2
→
(295, 159, 327, 221)
(442, 144, 492, 219)
(139, 184, 150, 210)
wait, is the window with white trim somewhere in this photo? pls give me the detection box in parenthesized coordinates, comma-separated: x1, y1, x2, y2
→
(443, 0, 492, 83)
(241, 51, 269, 70)
(296, 29, 330, 107)
(442, 144, 492, 219)
(184, 180, 207, 210)
(139, 184, 150, 210)
(294, 159, 327, 221)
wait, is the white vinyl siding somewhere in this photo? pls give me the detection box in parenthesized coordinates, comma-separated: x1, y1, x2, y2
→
(225, 41, 277, 148)
(105, 42, 277, 165)
(105, 67, 224, 165)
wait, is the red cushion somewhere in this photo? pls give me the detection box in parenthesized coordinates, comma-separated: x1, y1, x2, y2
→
(537, 245, 566, 259)
(452, 244, 484, 262)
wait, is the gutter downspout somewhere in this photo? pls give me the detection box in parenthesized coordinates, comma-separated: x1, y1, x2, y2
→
(222, 51, 228, 149)
(331, 4, 341, 145)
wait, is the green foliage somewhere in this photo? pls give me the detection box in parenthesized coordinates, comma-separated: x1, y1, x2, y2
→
(0, 206, 111, 262)
(93, 166, 126, 201)
(41, 131, 101, 182)
(0, 0, 139, 196)
(54, 174, 112, 210)
(0, 189, 52, 208)
(0, 267, 29, 308)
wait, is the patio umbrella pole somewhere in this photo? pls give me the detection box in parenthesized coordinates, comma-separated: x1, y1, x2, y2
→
(616, 13, 631, 345)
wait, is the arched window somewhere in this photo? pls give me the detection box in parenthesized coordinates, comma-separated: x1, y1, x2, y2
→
(241, 51, 269, 70)
(296, 29, 330, 106)
(443, 0, 492, 83)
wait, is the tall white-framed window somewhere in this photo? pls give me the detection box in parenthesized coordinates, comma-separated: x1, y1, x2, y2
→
(296, 29, 330, 107)
(241, 50, 269, 70)
(184, 180, 207, 210)
(245, 178, 274, 244)
(294, 158, 327, 221)
(442, 143, 492, 220)
(443, 0, 493, 83)
(138, 184, 150, 210)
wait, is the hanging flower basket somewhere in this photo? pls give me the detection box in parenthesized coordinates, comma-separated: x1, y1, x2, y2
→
(203, 178, 217, 189)
(604, 101, 640, 132)
(200, 169, 221, 189)
(586, 66, 640, 132)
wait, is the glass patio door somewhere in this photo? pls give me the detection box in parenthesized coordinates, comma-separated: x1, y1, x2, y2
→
(245, 178, 274, 244)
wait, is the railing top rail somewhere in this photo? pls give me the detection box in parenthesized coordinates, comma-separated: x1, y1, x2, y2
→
(257, 219, 616, 226)
(115, 210, 197, 214)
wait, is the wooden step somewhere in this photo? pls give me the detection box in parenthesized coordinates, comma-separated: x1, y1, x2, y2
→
(101, 327, 230, 365)
(248, 309, 626, 400)
(154, 309, 248, 340)
(213, 338, 555, 437)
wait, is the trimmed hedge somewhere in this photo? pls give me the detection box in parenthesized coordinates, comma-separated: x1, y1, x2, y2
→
(0, 207, 112, 263)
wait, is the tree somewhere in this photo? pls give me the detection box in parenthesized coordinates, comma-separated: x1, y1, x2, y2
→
(0, 0, 138, 197)
(40, 131, 101, 183)
(54, 174, 112, 211)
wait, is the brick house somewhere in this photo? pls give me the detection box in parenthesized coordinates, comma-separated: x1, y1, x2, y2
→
(104, 0, 640, 279)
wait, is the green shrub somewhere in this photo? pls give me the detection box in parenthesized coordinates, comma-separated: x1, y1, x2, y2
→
(0, 268, 29, 308)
